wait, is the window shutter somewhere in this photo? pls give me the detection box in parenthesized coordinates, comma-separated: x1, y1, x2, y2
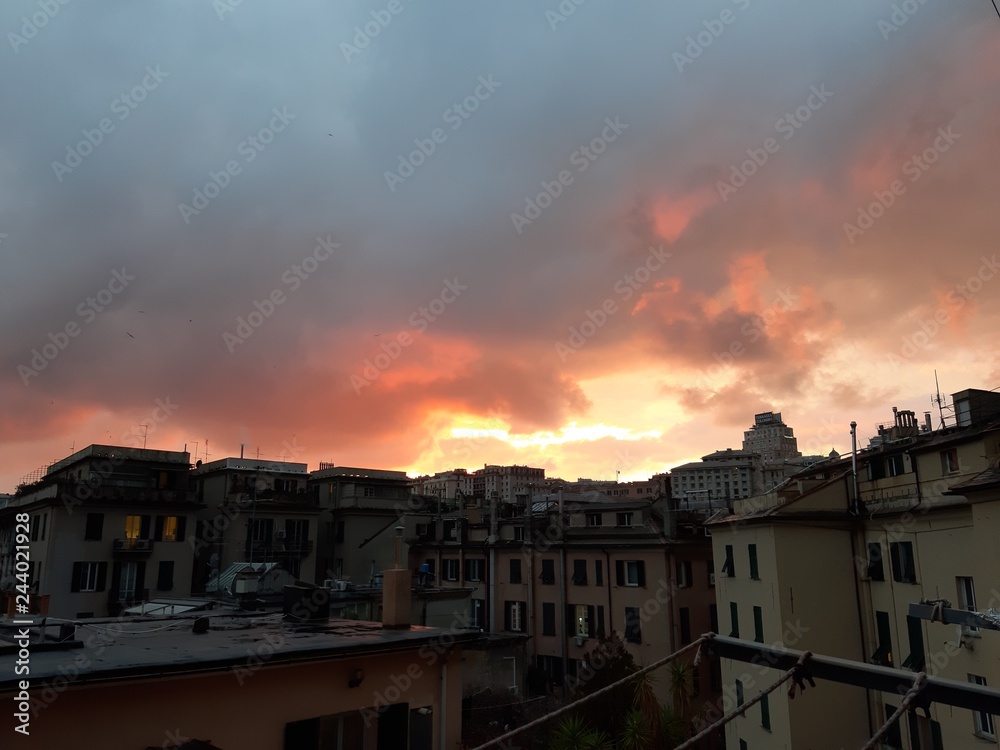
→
(96, 562, 107, 592)
(636, 561, 646, 587)
(596, 605, 606, 638)
(889, 543, 902, 581)
(154, 516, 164, 542)
(158, 561, 174, 591)
(519, 602, 527, 632)
(904, 545, 915, 582)
(140, 515, 151, 540)
(71, 562, 83, 592)
(110, 562, 122, 602)
(587, 606, 595, 637)
(615, 560, 625, 586)
(135, 561, 146, 600)
(566, 605, 575, 635)
(504, 602, 512, 632)
(176, 516, 187, 540)
(464, 559, 472, 582)
(931, 720, 943, 750)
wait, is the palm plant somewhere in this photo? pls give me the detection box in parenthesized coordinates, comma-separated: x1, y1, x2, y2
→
(550, 714, 610, 750)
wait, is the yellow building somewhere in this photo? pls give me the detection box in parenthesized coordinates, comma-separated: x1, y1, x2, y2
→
(709, 388, 1000, 749)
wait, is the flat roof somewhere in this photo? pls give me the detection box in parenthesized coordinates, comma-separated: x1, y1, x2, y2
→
(192, 458, 309, 475)
(46, 444, 190, 475)
(0, 615, 483, 691)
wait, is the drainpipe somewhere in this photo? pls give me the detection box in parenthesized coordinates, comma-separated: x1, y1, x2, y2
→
(489, 493, 497, 632)
(558, 494, 568, 688)
(851, 421, 860, 515)
(848, 506, 875, 740)
(603, 548, 613, 631)
(439, 656, 448, 750)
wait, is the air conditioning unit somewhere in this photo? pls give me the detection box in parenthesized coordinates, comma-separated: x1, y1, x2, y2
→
(323, 579, 335, 589)
(507, 686, 518, 695)
(709, 573, 716, 585)
(276, 530, 286, 539)
(575, 636, 584, 647)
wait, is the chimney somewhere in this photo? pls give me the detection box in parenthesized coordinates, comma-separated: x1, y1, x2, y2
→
(924, 412, 932, 432)
(381, 526, 411, 629)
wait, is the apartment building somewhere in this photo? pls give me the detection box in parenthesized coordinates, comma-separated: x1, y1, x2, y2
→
(0, 445, 200, 618)
(404, 496, 720, 713)
(709, 388, 1000, 749)
(190, 457, 319, 590)
(310, 465, 418, 585)
(670, 448, 762, 507)
(742, 411, 800, 463)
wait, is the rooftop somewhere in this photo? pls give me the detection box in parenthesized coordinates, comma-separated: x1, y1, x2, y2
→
(0, 615, 483, 692)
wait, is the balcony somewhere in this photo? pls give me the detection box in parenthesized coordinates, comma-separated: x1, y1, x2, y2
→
(112, 538, 154, 554)
(278, 538, 314, 557)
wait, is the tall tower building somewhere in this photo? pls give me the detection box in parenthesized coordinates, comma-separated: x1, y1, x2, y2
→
(742, 411, 800, 463)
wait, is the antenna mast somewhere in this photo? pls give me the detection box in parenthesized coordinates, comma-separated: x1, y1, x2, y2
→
(933, 370, 947, 429)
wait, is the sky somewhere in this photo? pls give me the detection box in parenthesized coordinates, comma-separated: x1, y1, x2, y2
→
(2, 1, 999, 492)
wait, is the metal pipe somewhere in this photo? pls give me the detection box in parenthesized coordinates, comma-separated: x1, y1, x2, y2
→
(850, 421, 859, 514)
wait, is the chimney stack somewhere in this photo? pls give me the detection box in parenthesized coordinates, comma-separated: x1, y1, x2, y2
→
(381, 526, 411, 629)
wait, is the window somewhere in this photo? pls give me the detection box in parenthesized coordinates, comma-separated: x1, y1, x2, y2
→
(464, 558, 485, 582)
(970, 675, 995, 737)
(84, 513, 104, 541)
(586, 512, 602, 527)
(941, 448, 959, 474)
(890, 541, 916, 583)
(624, 607, 641, 643)
(71, 562, 107, 593)
(595, 560, 603, 585)
(679, 607, 691, 645)
(574, 604, 593, 637)
(249, 517, 272, 543)
(722, 544, 735, 577)
(753, 606, 764, 643)
(907, 713, 943, 750)
(886, 454, 905, 477)
(504, 601, 525, 632)
(739, 740, 747, 750)
(868, 458, 886, 481)
(708, 560, 715, 587)
(761, 692, 770, 730)
(470, 599, 485, 629)
(125, 514, 143, 540)
(162, 515, 179, 541)
(615, 560, 646, 587)
(509, 558, 522, 584)
(710, 604, 718, 633)
(30, 515, 39, 542)
(284, 519, 307, 542)
(540, 559, 555, 584)
(958, 576, 979, 635)
(155, 515, 185, 542)
(572, 559, 587, 585)
(676, 560, 692, 588)
(443, 559, 459, 581)
(156, 561, 174, 591)
(542, 602, 556, 636)
(514, 526, 524, 541)
(902, 615, 925, 671)
(729, 602, 739, 638)
(596, 605, 605, 638)
(736, 679, 745, 715)
(748, 544, 759, 580)
(867, 542, 884, 581)
(335, 521, 345, 543)
(871, 610, 893, 667)
(616, 512, 634, 527)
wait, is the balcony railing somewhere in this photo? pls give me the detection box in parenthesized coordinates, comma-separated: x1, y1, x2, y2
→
(112, 538, 154, 553)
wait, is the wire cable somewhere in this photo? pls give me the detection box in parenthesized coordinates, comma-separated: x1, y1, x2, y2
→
(468, 636, 707, 750)
(860, 672, 928, 750)
(675, 650, 813, 750)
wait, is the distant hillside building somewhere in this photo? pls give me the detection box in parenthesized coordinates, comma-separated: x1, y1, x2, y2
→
(742, 411, 801, 463)
(670, 449, 762, 507)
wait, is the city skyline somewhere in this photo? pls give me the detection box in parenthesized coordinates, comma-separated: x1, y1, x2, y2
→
(2, 3, 998, 496)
